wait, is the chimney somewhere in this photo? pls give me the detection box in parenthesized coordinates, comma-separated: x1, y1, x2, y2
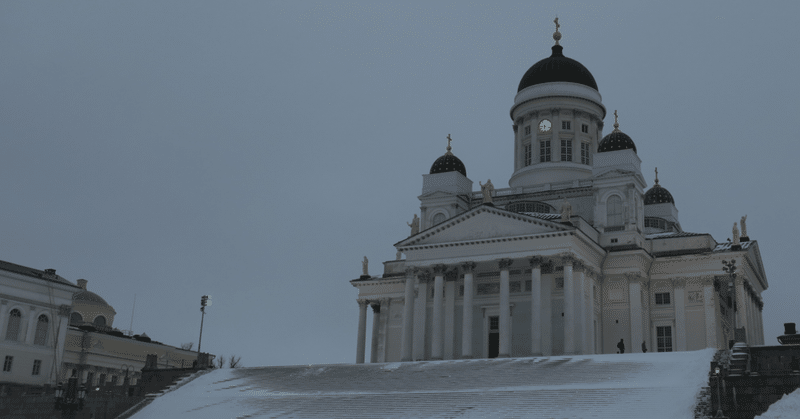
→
(77, 279, 88, 290)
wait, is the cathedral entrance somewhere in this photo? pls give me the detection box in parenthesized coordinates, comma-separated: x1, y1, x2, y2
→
(488, 316, 500, 358)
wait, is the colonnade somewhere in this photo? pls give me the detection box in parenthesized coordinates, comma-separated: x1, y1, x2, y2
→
(355, 253, 598, 363)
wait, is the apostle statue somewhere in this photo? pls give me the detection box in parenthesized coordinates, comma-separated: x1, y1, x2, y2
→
(479, 179, 494, 204)
(732, 222, 740, 246)
(407, 214, 420, 236)
(740, 215, 748, 238)
(362, 256, 369, 276)
(561, 198, 572, 221)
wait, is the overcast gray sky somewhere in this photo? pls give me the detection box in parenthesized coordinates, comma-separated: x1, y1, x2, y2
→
(1, 1, 798, 367)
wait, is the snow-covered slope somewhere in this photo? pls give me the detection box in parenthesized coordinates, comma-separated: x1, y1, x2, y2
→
(756, 388, 800, 419)
(133, 349, 715, 419)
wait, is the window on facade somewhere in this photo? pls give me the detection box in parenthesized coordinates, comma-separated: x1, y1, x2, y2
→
(432, 213, 446, 225)
(580, 142, 590, 165)
(524, 143, 532, 166)
(562, 121, 571, 130)
(540, 140, 551, 162)
(645, 217, 667, 230)
(32, 360, 41, 376)
(524, 125, 531, 135)
(606, 196, 624, 226)
(657, 326, 673, 352)
(34, 314, 49, 346)
(2, 356, 12, 372)
(69, 312, 83, 325)
(506, 201, 553, 214)
(655, 292, 671, 305)
(581, 124, 589, 133)
(489, 316, 499, 331)
(93, 316, 106, 327)
(5, 309, 21, 341)
(561, 139, 573, 161)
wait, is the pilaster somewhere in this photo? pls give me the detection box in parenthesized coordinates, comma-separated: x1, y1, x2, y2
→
(498, 258, 513, 357)
(461, 262, 476, 358)
(529, 257, 543, 356)
(672, 277, 688, 352)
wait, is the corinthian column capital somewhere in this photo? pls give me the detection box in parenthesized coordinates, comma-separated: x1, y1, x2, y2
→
(461, 261, 477, 274)
(433, 264, 448, 275)
(498, 258, 514, 270)
(529, 256, 545, 268)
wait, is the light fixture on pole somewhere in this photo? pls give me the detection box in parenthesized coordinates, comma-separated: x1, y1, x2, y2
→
(722, 259, 737, 340)
(713, 366, 728, 418)
(198, 295, 211, 357)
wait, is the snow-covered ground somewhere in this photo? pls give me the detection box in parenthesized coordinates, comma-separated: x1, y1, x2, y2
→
(756, 388, 800, 419)
(133, 349, 716, 419)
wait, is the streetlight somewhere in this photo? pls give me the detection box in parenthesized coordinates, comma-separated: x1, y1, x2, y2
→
(197, 295, 211, 357)
(713, 366, 728, 418)
(722, 259, 737, 342)
(54, 372, 86, 418)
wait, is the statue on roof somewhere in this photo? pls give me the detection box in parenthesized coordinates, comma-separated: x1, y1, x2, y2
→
(740, 215, 748, 238)
(407, 214, 420, 236)
(362, 256, 369, 276)
(561, 198, 572, 221)
(732, 222, 740, 246)
(479, 179, 494, 204)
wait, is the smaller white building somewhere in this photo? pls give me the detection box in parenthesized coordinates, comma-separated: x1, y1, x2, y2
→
(0, 261, 77, 386)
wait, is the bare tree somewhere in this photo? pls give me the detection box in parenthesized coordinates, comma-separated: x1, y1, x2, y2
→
(228, 355, 242, 368)
(216, 355, 226, 369)
(180, 342, 194, 350)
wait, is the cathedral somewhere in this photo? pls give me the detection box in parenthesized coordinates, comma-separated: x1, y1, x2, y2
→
(350, 22, 767, 363)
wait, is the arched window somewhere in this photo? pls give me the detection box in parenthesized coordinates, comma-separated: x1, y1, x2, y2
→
(94, 316, 106, 327)
(70, 312, 83, 325)
(606, 195, 624, 227)
(432, 213, 446, 225)
(34, 315, 49, 346)
(5, 309, 21, 341)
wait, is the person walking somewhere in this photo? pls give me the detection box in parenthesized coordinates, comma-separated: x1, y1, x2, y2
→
(617, 338, 625, 354)
(642, 341, 647, 353)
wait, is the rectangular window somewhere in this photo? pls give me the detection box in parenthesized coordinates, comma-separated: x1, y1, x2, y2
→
(524, 125, 531, 136)
(3, 356, 12, 372)
(525, 280, 532, 292)
(562, 121, 571, 130)
(581, 124, 589, 133)
(489, 316, 499, 331)
(580, 142, 590, 165)
(32, 360, 41, 375)
(655, 292, 671, 305)
(657, 326, 673, 352)
(524, 143, 532, 166)
(561, 139, 572, 161)
(539, 140, 551, 162)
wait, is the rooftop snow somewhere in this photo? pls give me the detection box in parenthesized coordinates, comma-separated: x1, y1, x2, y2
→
(133, 349, 716, 419)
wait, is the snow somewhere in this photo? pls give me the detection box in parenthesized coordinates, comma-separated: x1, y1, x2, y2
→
(132, 349, 716, 419)
(755, 388, 800, 419)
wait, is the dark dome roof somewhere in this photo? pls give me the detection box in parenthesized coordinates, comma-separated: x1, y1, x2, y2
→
(644, 184, 675, 205)
(430, 152, 467, 177)
(73, 290, 111, 307)
(598, 129, 637, 153)
(518, 45, 598, 92)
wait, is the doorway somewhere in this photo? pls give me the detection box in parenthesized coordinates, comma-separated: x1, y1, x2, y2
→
(488, 316, 499, 358)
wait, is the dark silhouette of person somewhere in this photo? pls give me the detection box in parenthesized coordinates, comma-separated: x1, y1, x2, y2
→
(642, 341, 647, 353)
(617, 338, 625, 354)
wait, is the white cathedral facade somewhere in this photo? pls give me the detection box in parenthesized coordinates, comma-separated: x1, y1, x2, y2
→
(350, 27, 767, 363)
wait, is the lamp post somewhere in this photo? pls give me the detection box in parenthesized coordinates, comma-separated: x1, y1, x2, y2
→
(197, 295, 211, 356)
(722, 260, 737, 341)
(54, 373, 86, 419)
(713, 366, 728, 419)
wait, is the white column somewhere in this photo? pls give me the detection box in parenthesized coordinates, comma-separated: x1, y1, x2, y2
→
(0, 300, 9, 339)
(25, 306, 38, 344)
(628, 276, 643, 353)
(461, 262, 476, 358)
(541, 266, 553, 356)
(575, 265, 586, 355)
(379, 298, 390, 362)
(431, 265, 446, 360)
(673, 278, 687, 352)
(529, 257, 543, 356)
(498, 259, 513, 357)
(735, 277, 746, 341)
(401, 270, 416, 362)
(587, 273, 596, 354)
(444, 275, 455, 360)
(563, 257, 576, 355)
(703, 278, 717, 348)
(413, 271, 429, 360)
(356, 299, 368, 364)
(758, 302, 764, 344)
(370, 303, 381, 363)
(53, 306, 70, 383)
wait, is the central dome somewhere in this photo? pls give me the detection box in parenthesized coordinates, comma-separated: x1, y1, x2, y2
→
(517, 45, 598, 92)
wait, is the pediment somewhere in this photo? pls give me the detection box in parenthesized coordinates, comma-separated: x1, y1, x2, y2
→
(396, 206, 571, 247)
(593, 168, 634, 179)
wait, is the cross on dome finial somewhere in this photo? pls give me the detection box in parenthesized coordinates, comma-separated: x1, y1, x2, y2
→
(655, 167, 659, 185)
(553, 17, 562, 45)
(446, 134, 453, 155)
(613, 110, 620, 132)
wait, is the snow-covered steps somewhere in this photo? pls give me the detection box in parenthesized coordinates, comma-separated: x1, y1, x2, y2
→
(132, 349, 716, 419)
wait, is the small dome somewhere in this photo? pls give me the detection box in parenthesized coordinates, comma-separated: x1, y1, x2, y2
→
(429, 137, 467, 177)
(598, 110, 636, 153)
(644, 168, 675, 205)
(518, 45, 599, 92)
(73, 290, 111, 307)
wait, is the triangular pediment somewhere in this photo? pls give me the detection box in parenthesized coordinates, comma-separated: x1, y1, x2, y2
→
(396, 205, 571, 247)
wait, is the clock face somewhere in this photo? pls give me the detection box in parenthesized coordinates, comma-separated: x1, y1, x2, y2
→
(538, 119, 552, 133)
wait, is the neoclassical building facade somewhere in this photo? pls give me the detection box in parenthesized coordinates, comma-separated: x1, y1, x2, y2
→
(350, 25, 768, 363)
